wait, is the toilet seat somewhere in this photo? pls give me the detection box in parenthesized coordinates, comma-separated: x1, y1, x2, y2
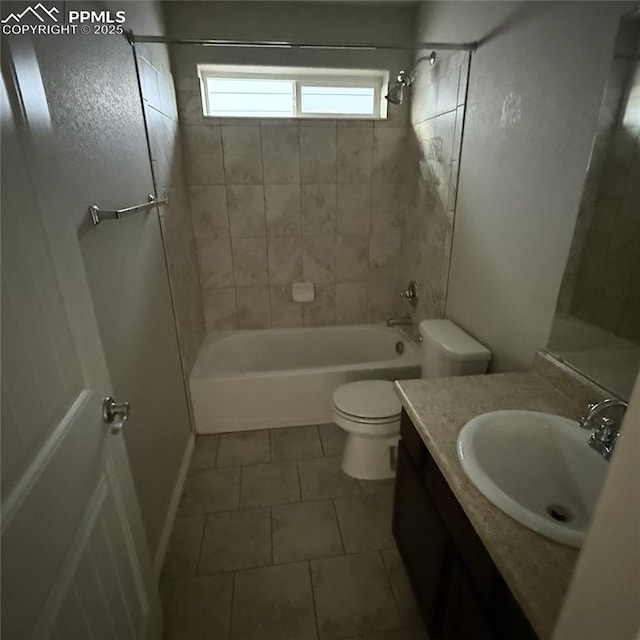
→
(333, 404, 399, 426)
(332, 380, 401, 422)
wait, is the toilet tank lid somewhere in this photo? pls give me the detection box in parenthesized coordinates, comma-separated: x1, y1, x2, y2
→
(419, 320, 491, 362)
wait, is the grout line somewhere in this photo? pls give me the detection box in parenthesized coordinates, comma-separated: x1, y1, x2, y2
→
(228, 570, 237, 640)
(195, 513, 208, 577)
(379, 548, 404, 625)
(306, 560, 322, 640)
(332, 499, 347, 555)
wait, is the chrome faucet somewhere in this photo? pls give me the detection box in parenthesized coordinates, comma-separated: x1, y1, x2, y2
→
(387, 317, 413, 327)
(579, 398, 628, 461)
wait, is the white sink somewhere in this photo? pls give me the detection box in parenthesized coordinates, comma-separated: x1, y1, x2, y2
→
(457, 410, 608, 547)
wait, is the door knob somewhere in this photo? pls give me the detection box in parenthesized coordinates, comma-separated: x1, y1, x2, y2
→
(102, 396, 130, 435)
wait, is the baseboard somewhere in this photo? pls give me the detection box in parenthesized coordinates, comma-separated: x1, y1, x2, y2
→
(152, 432, 194, 580)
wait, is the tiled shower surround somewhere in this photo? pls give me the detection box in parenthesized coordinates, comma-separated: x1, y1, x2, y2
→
(138, 45, 206, 376)
(176, 78, 418, 330)
(402, 51, 470, 323)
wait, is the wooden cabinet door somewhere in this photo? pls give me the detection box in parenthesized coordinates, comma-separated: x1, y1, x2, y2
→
(393, 443, 449, 637)
(440, 554, 495, 640)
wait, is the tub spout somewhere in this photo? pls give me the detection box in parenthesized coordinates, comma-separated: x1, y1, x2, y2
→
(387, 317, 413, 327)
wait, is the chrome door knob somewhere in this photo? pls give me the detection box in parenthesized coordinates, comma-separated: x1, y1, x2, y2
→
(102, 396, 130, 435)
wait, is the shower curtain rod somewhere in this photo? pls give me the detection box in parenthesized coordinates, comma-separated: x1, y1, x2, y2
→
(127, 33, 478, 52)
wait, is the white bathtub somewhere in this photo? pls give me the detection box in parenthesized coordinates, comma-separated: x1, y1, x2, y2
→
(190, 324, 421, 433)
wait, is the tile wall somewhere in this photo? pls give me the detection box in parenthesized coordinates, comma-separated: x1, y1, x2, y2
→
(138, 46, 206, 377)
(175, 77, 418, 330)
(402, 51, 470, 325)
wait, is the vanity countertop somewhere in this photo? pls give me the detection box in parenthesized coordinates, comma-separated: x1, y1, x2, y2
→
(395, 369, 594, 640)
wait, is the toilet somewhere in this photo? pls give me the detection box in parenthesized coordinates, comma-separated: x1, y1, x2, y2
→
(332, 319, 491, 480)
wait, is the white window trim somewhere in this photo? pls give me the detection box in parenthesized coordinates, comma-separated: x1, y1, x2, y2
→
(197, 64, 389, 119)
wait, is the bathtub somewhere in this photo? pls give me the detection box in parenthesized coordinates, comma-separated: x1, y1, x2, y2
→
(190, 324, 421, 433)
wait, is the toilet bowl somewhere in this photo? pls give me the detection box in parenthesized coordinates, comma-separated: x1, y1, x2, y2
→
(332, 320, 492, 480)
(332, 380, 401, 480)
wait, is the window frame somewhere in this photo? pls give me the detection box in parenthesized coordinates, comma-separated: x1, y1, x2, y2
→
(198, 64, 389, 119)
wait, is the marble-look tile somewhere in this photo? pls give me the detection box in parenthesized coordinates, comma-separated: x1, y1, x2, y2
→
(268, 236, 303, 284)
(311, 552, 401, 639)
(236, 286, 271, 329)
(232, 238, 269, 286)
(303, 283, 336, 326)
(272, 500, 343, 563)
(161, 516, 204, 579)
(200, 508, 272, 573)
(377, 99, 410, 129)
(189, 185, 229, 241)
(227, 185, 266, 238)
(175, 76, 200, 93)
(435, 110, 457, 174)
(372, 129, 409, 184)
(231, 562, 317, 640)
(337, 184, 371, 235)
(370, 184, 406, 235)
(202, 287, 237, 331)
(222, 126, 263, 184)
(303, 236, 337, 283)
(337, 128, 373, 183)
(197, 236, 234, 288)
(270, 285, 304, 328)
(302, 184, 337, 236)
(270, 426, 323, 461)
(411, 78, 437, 125)
(381, 549, 423, 628)
(217, 430, 271, 467)
(318, 423, 347, 456)
(299, 456, 360, 500)
(265, 185, 301, 236)
(300, 126, 337, 183)
(367, 284, 401, 323)
(337, 235, 369, 282)
(261, 125, 300, 184)
(178, 467, 241, 516)
(336, 283, 368, 325)
(177, 90, 208, 126)
(161, 574, 233, 640)
(369, 235, 402, 282)
(359, 478, 395, 495)
(190, 435, 220, 471)
(334, 491, 396, 553)
(452, 106, 464, 161)
(182, 126, 225, 185)
(436, 67, 461, 116)
(240, 461, 301, 507)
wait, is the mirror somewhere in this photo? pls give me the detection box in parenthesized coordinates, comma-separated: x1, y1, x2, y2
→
(548, 11, 640, 400)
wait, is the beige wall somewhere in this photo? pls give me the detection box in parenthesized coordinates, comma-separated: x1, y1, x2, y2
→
(35, 1, 194, 566)
(553, 371, 640, 639)
(163, 0, 415, 77)
(417, 1, 633, 371)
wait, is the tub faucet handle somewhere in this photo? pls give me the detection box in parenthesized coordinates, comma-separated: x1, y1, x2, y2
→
(400, 281, 419, 307)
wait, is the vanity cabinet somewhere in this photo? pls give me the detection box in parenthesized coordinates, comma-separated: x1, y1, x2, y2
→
(392, 410, 538, 640)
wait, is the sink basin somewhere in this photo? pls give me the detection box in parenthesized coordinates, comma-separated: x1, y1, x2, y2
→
(457, 410, 608, 547)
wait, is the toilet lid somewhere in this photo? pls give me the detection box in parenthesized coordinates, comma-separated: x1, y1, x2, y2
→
(332, 380, 401, 421)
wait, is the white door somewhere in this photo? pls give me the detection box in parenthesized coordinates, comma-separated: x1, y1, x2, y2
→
(1, 39, 162, 640)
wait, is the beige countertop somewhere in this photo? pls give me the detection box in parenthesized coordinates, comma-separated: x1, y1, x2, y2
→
(394, 364, 602, 640)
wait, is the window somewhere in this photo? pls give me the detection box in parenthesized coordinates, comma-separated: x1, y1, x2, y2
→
(198, 65, 389, 119)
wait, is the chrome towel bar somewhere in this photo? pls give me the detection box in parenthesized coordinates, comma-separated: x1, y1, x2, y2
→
(89, 194, 168, 225)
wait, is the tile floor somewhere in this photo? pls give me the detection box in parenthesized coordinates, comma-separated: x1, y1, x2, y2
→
(161, 424, 428, 640)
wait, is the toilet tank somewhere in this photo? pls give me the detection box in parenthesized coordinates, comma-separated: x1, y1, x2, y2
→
(419, 320, 491, 378)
